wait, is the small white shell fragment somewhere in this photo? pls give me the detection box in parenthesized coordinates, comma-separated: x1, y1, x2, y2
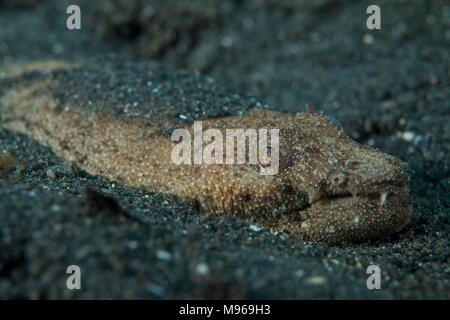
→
(196, 263, 210, 275)
(156, 250, 172, 261)
(380, 192, 388, 206)
(249, 224, 262, 232)
(402, 131, 415, 142)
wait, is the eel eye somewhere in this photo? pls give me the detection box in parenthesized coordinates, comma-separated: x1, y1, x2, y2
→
(328, 171, 347, 188)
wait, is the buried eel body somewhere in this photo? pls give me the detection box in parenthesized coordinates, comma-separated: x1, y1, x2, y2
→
(0, 61, 412, 243)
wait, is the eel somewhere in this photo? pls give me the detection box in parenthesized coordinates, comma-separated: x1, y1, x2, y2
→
(0, 60, 412, 243)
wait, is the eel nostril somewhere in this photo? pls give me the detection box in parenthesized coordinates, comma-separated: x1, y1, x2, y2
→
(347, 161, 361, 170)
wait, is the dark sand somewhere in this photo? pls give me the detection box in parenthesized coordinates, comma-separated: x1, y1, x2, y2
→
(0, 0, 448, 299)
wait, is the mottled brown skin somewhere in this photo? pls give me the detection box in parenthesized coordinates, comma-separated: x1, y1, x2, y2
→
(0, 62, 412, 243)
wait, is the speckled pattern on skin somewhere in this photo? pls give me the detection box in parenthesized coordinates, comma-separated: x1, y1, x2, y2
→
(0, 61, 412, 243)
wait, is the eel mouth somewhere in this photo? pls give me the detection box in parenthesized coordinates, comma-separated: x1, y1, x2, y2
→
(296, 183, 413, 243)
(311, 186, 410, 209)
(308, 173, 411, 209)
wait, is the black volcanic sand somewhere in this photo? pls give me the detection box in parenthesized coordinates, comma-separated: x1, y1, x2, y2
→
(0, 0, 448, 299)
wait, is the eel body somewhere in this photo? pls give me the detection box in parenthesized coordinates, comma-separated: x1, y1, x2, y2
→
(0, 61, 412, 243)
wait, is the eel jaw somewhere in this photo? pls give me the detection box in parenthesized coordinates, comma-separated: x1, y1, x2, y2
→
(298, 184, 412, 243)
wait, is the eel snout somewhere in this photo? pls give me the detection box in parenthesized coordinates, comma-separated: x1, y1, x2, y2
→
(298, 170, 412, 243)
